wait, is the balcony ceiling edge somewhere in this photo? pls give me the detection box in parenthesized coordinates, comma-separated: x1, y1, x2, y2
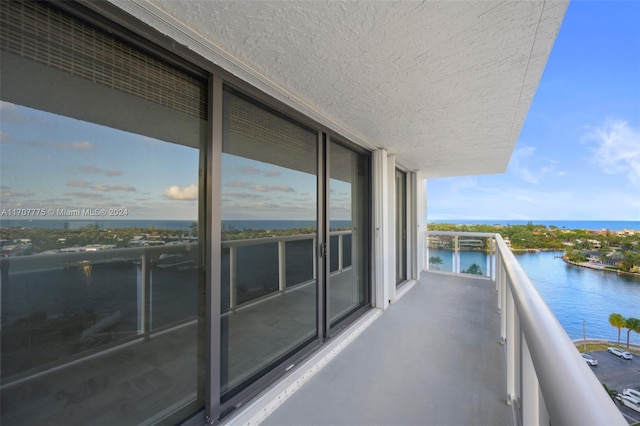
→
(109, 0, 568, 177)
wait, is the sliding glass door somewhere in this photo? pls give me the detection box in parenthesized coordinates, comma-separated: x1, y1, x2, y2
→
(219, 92, 372, 405)
(220, 89, 319, 403)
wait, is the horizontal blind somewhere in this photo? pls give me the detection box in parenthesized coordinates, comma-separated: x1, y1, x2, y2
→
(0, 0, 207, 119)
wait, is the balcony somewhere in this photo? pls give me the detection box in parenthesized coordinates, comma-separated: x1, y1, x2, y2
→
(225, 232, 626, 426)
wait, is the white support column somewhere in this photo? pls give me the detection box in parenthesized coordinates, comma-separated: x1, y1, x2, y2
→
(372, 149, 389, 309)
(408, 172, 419, 280)
(387, 155, 397, 302)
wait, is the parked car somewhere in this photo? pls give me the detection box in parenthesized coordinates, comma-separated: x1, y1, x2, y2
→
(616, 394, 640, 413)
(581, 353, 598, 366)
(607, 347, 633, 360)
(623, 388, 640, 400)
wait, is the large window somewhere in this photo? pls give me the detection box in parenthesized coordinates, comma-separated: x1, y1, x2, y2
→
(0, 1, 206, 424)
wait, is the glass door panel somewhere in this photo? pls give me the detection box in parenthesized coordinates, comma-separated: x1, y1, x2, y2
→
(220, 89, 318, 401)
(329, 142, 368, 327)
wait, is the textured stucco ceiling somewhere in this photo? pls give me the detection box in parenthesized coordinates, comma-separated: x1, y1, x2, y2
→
(112, 0, 567, 178)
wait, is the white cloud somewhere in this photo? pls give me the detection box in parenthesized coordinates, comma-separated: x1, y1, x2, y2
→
(509, 146, 540, 184)
(252, 185, 294, 192)
(508, 145, 566, 184)
(163, 184, 198, 200)
(67, 180, 91, 187)
(93, 184, 136, 192)
(64, 192, 107, 199)
(241, 166, 281, 177)
(67, 142, 95, 150)
(1, 188, 35, 198)
(584, 119, 640, 184)
(81, 166, 122, 176)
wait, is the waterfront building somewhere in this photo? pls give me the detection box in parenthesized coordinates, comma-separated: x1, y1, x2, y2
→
(0, 1, 625, 425)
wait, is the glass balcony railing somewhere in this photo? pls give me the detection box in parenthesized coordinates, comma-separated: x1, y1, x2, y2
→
(425, 231, 626, 425)
(221, 231, 352, 313)
(1, 231, 353, 386)
(0, 243, 200, 384)
(426, 232, 493, 277)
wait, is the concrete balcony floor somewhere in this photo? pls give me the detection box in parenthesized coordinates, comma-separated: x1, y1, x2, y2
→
(261, 271, 513, 426)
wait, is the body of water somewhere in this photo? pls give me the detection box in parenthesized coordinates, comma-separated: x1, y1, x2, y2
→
(516, 251, 640, 345)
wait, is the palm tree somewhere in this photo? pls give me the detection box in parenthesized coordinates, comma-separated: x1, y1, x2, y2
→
(428, 256, 443, 270)
(609, 313, 625, 347)
(463, 263, 482, 275)
(602, 384, 622, 406)
(625, 317, 640, 350)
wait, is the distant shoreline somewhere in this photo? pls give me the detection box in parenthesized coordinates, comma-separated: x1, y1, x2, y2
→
(562, 257, 640, 278)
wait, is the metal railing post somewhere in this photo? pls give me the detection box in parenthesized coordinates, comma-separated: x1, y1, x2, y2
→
(496, 248, 502, 302)
(489, 237, 494, 279)
(500, 259, 507, 343)
(338, 234, 343, 271)
(137, 253, 152, 340)
(523, 333, 549, 426)
(506, 284, 517, 408)
(278, 240, 286, 291)
(312, 237, 317, 280)
(454, 235, 459, 273)
(229, 246, 237, 311)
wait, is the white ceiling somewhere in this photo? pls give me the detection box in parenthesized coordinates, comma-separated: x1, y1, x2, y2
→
(114, 0, 567, 178)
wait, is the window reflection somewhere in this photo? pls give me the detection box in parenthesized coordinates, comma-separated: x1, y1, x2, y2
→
(0, 1, 205, 422)
(221, 90, 318, 400)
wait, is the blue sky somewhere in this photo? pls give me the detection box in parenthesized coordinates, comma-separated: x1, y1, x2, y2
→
(427, 1, 640, 221)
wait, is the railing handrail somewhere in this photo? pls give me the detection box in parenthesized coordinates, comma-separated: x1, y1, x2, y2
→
(425, 230, 496, 238)
(222, 230, 351, 248)
(494, 233, 625, 425)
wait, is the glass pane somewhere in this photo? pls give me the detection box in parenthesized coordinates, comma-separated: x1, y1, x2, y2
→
(329, 142, 368, 326)
(221, 89, 318, 401)
(427, 235, 455, 273)
(0, 3, 205, 423)
(460, 237, 490, 277)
